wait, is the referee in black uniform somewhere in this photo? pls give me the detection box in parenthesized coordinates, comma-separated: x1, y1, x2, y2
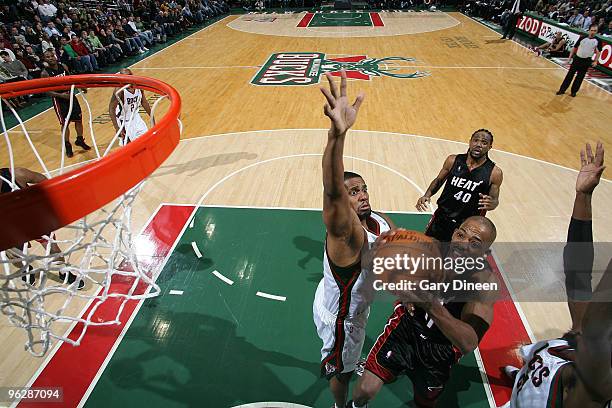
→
(556, 24, 602, 97)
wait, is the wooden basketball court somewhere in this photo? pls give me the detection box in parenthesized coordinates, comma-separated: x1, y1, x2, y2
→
(1, 11, 611, 408)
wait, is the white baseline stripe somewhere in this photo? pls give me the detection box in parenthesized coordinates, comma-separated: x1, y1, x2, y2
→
(169, 290, 184, 295)
(473, 348, 497, 408)
(212, 270, 234, 285)
(256, 291, 286, 302)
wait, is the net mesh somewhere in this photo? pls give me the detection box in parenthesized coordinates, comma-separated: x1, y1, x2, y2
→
(0, 78, 173, 356)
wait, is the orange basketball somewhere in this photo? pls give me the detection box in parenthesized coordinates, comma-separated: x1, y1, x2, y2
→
(370, 229, 444, 301)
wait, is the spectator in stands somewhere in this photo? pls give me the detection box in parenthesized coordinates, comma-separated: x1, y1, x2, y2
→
(150, 20, 167, 43)
(38, 0, 57, 23)
(61, 12, 72, 26)
(559, 0, 572, 13)
(80, 30, 109, 66)
(596, 16, 606, 32)
(14, 48, 40, 78)
(533, 31, 568, 56)
(24, 26, 40, 48)
(43, 21, 61, 38)
(567, 9, 584, 28)
(70, 34, 99, 71)
(127, 16, 154, 46)
(62, 25, 76, 39)
(20, 1, 38, 21)
(190, 1, 205, 23)
(59, 36, 82, 71)
(581, 10, 593, 30)
(0, 50, 29, 79)
(548, 5, 560, 20)
(114, 23, 144, 54)
(98, 28, 124, 60)
(604, 20, 612, 35)
(0, 0, 228, 111)
(88, 30, 116, 64)
(40, 32, 55, 53)
(23, 44, 43, 77)
(121, 18, 149, 50)
(10, 27, 27, 46)
(0, 41, 16, 60)
(155, 10, 175, 36)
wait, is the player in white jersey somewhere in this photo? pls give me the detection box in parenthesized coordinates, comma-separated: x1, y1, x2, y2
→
(503, 142, 611, 408)
(109, 68, 153, 146)
(313, 71, 396, 408)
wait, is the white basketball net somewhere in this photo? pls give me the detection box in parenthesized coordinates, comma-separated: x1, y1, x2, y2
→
(0, 82, 173, 356)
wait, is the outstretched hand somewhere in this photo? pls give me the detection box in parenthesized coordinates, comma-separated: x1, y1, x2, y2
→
(576, 142, 605, 194)
(320, 70, 364, 136)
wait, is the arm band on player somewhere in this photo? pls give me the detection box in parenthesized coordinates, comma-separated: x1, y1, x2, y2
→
(563, 218, 593, 301)
(462, 314, 490, 342)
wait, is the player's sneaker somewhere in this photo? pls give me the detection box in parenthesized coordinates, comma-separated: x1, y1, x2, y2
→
(65, 141, 74, 158)
(59, 271, 85, 290)
(502, 365, 519, 381)
(21, 265, 36, 285)
(75, 137, 91, 151)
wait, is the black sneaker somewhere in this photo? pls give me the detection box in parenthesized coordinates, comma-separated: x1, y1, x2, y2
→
(75, 137, 91, 151)
(65, 141, 74, 158)
(570, 92, 576, 97)
(556, 90, 565, 95)
(59, 272, 85, 290)
(21, 265, 36, 285)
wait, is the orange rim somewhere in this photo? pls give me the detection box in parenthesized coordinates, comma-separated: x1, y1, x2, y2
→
(0, 74, 182, 251)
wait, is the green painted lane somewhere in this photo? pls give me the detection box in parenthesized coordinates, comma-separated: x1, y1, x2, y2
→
(309, 12, 374, 27)
(85, 207, 490, 408)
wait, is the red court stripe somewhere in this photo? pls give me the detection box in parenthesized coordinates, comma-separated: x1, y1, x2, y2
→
(19, 204, 195, 408)
(478, 255, 532, 407)
(370, 12, 384, 26)
(297, 12, 314, 27)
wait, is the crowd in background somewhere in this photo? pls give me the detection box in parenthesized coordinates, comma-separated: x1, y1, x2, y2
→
(463, 0, 612, 35)
(0, 0, 229, 106)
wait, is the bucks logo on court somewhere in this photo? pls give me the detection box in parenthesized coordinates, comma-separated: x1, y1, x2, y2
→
(251, 53, 429, 86)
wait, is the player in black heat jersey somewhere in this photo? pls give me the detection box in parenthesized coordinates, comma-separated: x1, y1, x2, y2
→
(349, 216, 499, 408)
(40, 50, 91, 158)
(416, 129, 504, 242)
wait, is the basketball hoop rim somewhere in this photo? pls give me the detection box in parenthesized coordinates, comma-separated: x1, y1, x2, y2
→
(0, 74, 182, 251)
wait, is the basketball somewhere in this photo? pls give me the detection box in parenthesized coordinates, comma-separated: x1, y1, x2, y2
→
(370, 229, 445, 301)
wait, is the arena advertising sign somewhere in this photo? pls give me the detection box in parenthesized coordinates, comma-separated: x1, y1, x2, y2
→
(516, 15, 612, 70)
(251, 53, 429, 86)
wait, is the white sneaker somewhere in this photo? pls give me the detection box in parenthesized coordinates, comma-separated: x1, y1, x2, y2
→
(503, 365, 520, 380)
(142, 47, 149, 51)
(139, 49, 145, 54)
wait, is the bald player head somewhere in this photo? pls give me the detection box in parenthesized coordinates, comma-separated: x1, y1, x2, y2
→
(450, 215, 497, 258)
(120, 68, 133, 75)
